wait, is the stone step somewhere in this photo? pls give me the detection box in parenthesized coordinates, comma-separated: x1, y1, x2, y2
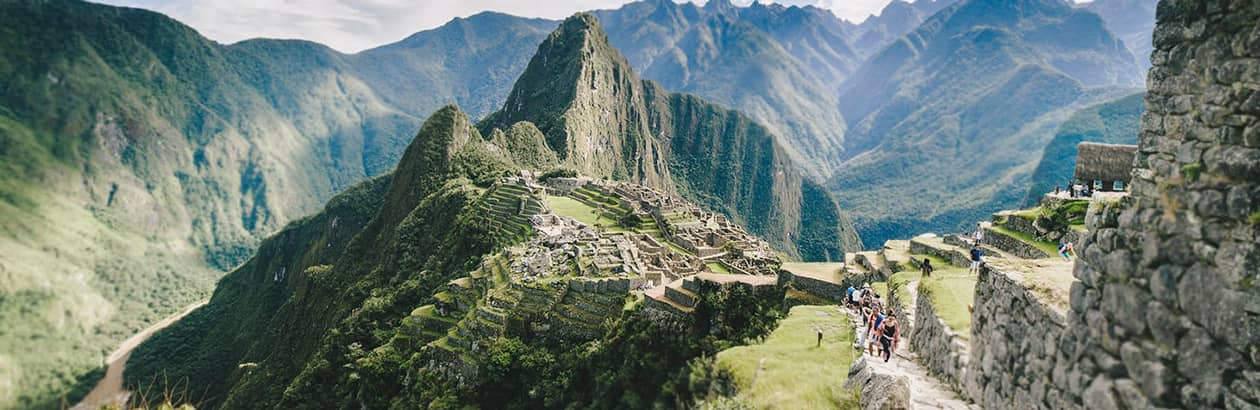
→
(665, 284, 699, 308)
(644, 285, 695, 314)
(855, 251, 885, 273)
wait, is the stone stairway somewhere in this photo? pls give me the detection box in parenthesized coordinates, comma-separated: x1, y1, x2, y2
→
(843, 301, 976, 409)
(644, 278, 697, 314)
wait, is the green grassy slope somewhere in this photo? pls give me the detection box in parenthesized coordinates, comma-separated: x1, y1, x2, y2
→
(0, 2, 552, 406)
(124, 106, 531, 407)
(716, 305, 861, 408)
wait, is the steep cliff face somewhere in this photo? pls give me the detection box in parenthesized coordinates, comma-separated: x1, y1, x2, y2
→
(1035, 1, 1259, 408)
(480, 14, 671, 186)
(482, 13, 861, 259)
(593, 0, 865, 175)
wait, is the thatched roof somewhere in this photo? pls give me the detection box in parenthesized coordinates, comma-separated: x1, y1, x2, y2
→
(1074, 142, 1137, 182)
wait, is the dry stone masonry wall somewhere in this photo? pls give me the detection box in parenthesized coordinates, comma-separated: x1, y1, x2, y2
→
(967, 266, 1073, 409)
(949, 2, 1260, 408)
(910, 287, 970, 393)
(1059, 1, 1260, 407)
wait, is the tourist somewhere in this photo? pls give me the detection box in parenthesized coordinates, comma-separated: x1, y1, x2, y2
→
(974, 222, 985, 245)
(878, 314, 901, 362)
(845, 285, 858, 309)
(870, 293, 883, 313)
(921, 258, 934, 278)
(866, 306, 885, 356)
(969, 244, 983, 274)
(849, 285, 864, 311)
(1058, 242, 1074, 261)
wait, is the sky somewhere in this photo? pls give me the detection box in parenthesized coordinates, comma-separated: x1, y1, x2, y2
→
(92, 0, 897, 53)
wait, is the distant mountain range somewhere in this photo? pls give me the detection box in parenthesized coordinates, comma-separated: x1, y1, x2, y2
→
(828, 0, 1144, 245)
(0, 0, 1156, 406)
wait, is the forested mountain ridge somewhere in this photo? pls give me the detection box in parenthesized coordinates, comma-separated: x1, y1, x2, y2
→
(0, 1, 549, 407)
(828, 0, 1144, 246)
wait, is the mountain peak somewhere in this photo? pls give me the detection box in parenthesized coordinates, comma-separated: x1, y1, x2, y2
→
(479, 13, 665, 184)
(705, 0, 737, 15)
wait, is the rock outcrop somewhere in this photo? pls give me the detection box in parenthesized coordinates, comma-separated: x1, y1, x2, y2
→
(845, 357, 913, 410)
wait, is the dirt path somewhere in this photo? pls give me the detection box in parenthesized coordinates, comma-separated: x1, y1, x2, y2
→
(72, 300, 207, 410)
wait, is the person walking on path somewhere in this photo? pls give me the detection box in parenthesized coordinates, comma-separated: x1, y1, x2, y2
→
(877, 314, 901, 362)
(921, 258, 934, 278)
(866, 306, 886, 357)
(969, 244, 984, 274)
(974, 222, 985, 245)
(1058, 242, 1075, 261)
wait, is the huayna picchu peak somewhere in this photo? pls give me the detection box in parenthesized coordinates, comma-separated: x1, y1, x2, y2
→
(481, 13, 862, 261)
(7, 1, 1259, 409)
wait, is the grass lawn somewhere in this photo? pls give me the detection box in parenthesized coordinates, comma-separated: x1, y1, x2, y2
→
(988, 225, 1059, 257)
(886, 270, 920, 307)
(544, 195, 609, 227)
(918, 271, 977, 340)
(717, 305, 861, 409)
(707, 262, 732, 274)
(1013, 207, 1041, 220)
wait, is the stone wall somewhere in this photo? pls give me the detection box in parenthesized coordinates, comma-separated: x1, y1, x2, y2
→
(1056, 1, 1260, 408)
(995, 213, 1039, 237)
(777, 269, 864, 301)
(886, 282, 915, 342)
(983, 226, 1052, 259)
(910, 287, 970, 393)
(967, 265, 1074, 409)
(909, 239, 971, 267)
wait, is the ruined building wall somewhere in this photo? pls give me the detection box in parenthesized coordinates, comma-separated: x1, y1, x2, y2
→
(1061, 0, 1260, 407)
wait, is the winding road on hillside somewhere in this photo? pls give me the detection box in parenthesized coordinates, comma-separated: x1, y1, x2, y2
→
(72, 300, 207, 410)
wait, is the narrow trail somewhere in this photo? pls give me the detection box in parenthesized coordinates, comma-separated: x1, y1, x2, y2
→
(72, 300, 207, 410)
(847, 283, 975, 409)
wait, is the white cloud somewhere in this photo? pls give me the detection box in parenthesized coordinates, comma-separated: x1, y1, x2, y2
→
(92, 0, 898, 53)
